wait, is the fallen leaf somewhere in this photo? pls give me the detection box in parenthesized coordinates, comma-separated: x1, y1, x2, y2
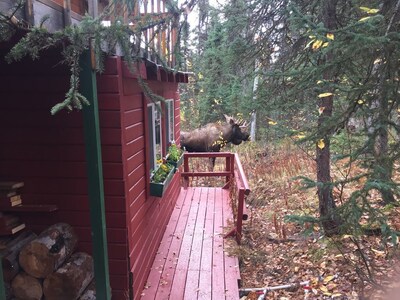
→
(320, 285, 329, 293)
(318, 92, 334, 98)
(371, 248, 385, 257)
(360, 6, 379, 14)
(317, 139, 325, 150)
(323, 275, 336, 284)
(312, 40, 323, 50)
(359, 16, 372, 22)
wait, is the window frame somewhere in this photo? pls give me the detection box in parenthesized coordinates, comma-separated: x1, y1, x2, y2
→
(165, 99, 175, 149)
(147, 102, 163, 174)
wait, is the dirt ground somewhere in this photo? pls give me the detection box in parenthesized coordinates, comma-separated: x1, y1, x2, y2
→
(229, 143, 400, 300)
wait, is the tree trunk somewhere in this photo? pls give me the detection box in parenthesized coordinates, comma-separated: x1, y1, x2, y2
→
(317, 0, 341, 236)
(19, 223, 78, 278)
(374, 95, 395, 204)
(11, 272, 43, 300)
(43, 252, 94, 300)
(1, 231, 37, 281)
(368, 0, 399, 204)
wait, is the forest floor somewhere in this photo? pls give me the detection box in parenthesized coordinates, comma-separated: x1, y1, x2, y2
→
(225, 141, 400, 300)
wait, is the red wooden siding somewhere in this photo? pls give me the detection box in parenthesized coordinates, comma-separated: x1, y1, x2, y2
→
(120, 64, 182, 300)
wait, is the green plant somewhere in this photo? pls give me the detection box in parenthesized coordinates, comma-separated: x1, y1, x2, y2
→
(167, 144, 183, 162)
(151, 162, 173, 183)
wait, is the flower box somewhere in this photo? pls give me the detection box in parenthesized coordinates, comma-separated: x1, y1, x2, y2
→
(166, 144, 184, 170)
(150, 166, 175, 197)
(166, 153, 183, 169)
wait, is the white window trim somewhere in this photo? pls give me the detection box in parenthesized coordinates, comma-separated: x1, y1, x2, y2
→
(165, 99, 175, 144)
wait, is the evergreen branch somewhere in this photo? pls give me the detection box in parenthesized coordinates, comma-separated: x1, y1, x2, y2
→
(138, 76, 166, 105)
(1, 0, 189, 114)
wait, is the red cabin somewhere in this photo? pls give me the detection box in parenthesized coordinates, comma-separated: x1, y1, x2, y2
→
(0, 1, 249, 299)
(0, 45, 188, 299)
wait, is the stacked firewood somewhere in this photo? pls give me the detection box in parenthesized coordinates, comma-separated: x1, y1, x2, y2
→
(1, 223, 95, 300)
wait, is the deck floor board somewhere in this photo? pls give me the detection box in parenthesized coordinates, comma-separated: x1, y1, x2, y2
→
(141, 187, 240, 300)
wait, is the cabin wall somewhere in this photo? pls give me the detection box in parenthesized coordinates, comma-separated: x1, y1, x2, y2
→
(0, 41, 183, 299)
(119, 62, 182, 300)
(0, 47, 130, 298)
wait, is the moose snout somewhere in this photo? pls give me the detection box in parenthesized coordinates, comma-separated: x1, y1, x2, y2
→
(243, 132, 250, 141)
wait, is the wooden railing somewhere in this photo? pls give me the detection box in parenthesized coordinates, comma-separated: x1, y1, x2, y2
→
(181, 152, 251, 243)
(12, 0, 179, 67)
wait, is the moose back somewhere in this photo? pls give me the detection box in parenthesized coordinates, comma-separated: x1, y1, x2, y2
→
(180, 115, 250, 154)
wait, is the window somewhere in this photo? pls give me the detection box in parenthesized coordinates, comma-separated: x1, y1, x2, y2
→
(165, 99, 175, 148)
(147, 103, 163, 173)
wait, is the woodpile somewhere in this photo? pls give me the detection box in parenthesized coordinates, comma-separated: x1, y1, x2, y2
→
(43, 252, 94, 300)
(11, 272, 43, 300)
(1, 230, 37, 281)
(0, 223, 95, 299)
(19, 223, 78, 278)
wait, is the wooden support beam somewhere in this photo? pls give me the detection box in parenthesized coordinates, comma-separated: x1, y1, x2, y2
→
(24, 0, 34, 26)
(63, 0, 72, 27)
(80, 49, 111, 300)
(88, 0, 98, 17)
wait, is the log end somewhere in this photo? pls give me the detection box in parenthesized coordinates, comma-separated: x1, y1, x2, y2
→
(11, 272, 43, 300)
(19, 242, 56, 278)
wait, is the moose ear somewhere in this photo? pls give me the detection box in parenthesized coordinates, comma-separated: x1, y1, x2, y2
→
(224, 114, 234, 125)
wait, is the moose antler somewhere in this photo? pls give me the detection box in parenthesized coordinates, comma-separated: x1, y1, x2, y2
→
(239, 120, 249, 128)
(224, 114, 249, 127)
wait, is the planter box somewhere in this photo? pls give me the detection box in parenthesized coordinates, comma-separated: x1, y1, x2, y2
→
(150, 167, 175, 197)
(166, 154, 183, 169)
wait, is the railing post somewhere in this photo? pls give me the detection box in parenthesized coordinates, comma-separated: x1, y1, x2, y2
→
(230, 153, 235, 183)
(225, 154, 231, 188)
(236, 189, 245, 243)
(183, 154, 189, 187)
(223, 153, 235, 189)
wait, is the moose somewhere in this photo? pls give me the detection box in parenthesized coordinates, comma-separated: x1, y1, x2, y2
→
(180, 115, 250, 166)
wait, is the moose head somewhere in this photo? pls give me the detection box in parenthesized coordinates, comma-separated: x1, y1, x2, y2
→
(180, 114, 250, 153)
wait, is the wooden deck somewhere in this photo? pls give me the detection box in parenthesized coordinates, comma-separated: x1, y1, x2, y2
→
(140, 187, 241, 300)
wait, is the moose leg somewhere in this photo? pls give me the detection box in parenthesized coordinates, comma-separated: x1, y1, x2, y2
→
(208, 157, 216, 171)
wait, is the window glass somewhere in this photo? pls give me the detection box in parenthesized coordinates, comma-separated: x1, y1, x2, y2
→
(147, 103, 163, 174)
(165, 99, 174, 148)
(154, 104, 162, 162)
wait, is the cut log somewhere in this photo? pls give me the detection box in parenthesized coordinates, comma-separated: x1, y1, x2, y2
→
(11, 272, 43, 300)
(1, 230, 37, 281)
(19, 223, 78, 278)
(43, 252, 94, 300)
(79, 280, 96, 300)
